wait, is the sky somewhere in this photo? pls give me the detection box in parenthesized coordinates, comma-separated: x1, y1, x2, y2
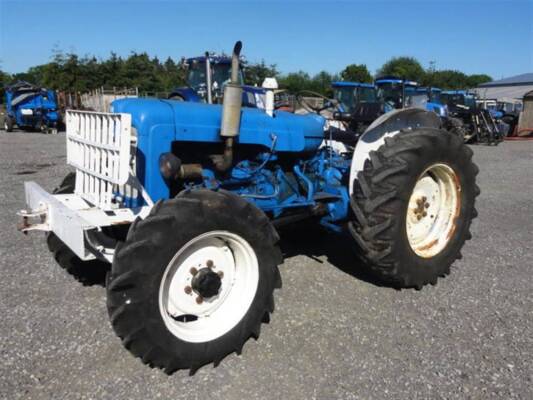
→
(1, 0, 532, 79)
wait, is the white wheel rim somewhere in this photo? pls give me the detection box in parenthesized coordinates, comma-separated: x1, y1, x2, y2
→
(406, 163, 461, 258)
(159, 231, 259, 343)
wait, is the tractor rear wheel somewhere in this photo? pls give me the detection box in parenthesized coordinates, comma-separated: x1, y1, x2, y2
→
(46, 172, 109, 285)
(349, 129, 479, 289)
(106, 189, 282, 374)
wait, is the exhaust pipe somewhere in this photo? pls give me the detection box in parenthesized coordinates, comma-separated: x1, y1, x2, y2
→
(220, 41, 243, 138)
(214, 41, 243, 172)
(205, 51, 213, 104)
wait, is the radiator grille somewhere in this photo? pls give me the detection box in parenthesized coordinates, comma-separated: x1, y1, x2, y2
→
(66, 110, 132, 210)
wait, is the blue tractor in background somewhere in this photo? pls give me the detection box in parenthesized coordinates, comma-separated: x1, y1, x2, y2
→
(416, 87, 449, 118)
(3, 81, 60, 133)
(375, 77, 448, 117)
(17, 42, 479, 374)
(374, 76, 419, 111)
(168, 53, 243, 103)
(168, 51, 265, 108)
(328, 81, 384, 142)
(441, 90, 502, 144)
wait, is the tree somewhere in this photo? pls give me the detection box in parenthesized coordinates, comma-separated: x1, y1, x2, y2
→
(378, 56, 425, 82)
(311, 71, 337, 96)
(244, 60, 278, 86)
(423, 70, 468, 90)
(278, 71, 313, 94)
(466, 74, 492, 88)
(0, 68, 10, 104)
(340, 64, 373, 83)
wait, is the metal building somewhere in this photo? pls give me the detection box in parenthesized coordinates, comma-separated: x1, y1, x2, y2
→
(474, 73, 533, 101)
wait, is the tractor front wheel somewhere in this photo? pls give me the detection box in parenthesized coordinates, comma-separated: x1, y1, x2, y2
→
(106, 189, 282, 374)
(349, 129, 479, 289)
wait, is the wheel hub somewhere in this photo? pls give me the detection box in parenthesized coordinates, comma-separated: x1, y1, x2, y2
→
(159, 231, 259, 343)
(191, 267, 222, 299)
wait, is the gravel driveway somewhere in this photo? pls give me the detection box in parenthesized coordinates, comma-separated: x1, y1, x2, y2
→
(1, 131, 531, 399)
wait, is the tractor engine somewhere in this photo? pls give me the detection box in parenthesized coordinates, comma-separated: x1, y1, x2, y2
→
(110, 93, 350, 226)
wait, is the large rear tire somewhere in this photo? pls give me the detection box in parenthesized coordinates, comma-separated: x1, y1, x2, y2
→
(349, 129, 479, 289)
(106, 189, 282, 374)
(46, 172, 109, 285)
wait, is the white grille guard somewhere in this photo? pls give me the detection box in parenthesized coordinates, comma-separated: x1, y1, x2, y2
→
(67, 110, 132, 209)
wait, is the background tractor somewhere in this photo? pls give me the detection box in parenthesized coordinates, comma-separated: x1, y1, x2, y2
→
(17, 42, 479, 374)
(3, 81, 60, 133)
(375, 77, 448, 117)
(442, 90, 503, 144)
(330, 81, 383, 135)
(168, 52, 267, 108)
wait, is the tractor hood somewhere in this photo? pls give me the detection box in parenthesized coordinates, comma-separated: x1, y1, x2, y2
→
(111, 98, 325, 152)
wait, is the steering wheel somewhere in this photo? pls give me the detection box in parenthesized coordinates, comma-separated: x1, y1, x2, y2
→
(296, 90, 338, 116)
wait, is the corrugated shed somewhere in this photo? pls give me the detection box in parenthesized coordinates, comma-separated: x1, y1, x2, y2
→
(479, 73, 533, 87)
(473, 84, 533, 100)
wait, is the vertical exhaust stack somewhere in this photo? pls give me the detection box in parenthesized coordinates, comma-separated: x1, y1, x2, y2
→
(205, 51, 213, 104)
(214, 41, 243, 172)
(220, 41, 243, 138)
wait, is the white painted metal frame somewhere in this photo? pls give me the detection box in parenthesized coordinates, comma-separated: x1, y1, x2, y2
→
(66, 110, 132, 210)
(20, 181, 152, 261)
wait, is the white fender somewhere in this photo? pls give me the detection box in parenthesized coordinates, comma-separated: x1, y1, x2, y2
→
(349, 108, 441, 195)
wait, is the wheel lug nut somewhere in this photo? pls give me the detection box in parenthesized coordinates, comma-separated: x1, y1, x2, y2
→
(422, 196, 427, 202)
(190, 267, 198, 276)
(217, 271, 224, 279)
(196, 296, 204, 305)
(206, 260, 214, 268)
(417, 215, 422, 220)
(422, 212, 427, 217)
(184, 286, 192, 294)
(425, 203, 430, 208)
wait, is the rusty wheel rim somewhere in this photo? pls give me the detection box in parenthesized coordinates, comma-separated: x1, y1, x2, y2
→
(406, 163, 461, 258)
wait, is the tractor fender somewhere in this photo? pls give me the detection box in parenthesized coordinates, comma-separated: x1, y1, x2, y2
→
(349, 108, 441, 194)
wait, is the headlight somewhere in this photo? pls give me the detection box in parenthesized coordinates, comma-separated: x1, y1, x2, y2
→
(20, 109, 33, 115)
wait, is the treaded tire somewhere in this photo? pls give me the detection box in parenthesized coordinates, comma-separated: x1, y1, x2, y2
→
(46, 172, 109, 285)
(106, 189, 282, 374)
(349, 128, 479, 289)
(4, 117, 14, 132)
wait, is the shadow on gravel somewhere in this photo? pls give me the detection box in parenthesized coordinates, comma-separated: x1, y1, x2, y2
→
(278, 224, 385, 287)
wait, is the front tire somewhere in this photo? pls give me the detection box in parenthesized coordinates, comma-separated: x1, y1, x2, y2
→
(4, 117, 14, 132)
(107, 190, 282, 374)
(349, 129, 479, 289)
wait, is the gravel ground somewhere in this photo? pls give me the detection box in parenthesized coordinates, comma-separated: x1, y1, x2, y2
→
(0, 131, 532, 400)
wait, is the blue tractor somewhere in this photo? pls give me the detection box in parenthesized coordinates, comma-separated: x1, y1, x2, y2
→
(441, 90, 502, 144)
(375, 77, 448, 117)
(3, 81, 60, 133)
(17, 42, 479, 373)
(168, 51, 265, 108)
(330, 81, 383, 133)
(415, 87, 449, 118)
(374, 76, 419, 111)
